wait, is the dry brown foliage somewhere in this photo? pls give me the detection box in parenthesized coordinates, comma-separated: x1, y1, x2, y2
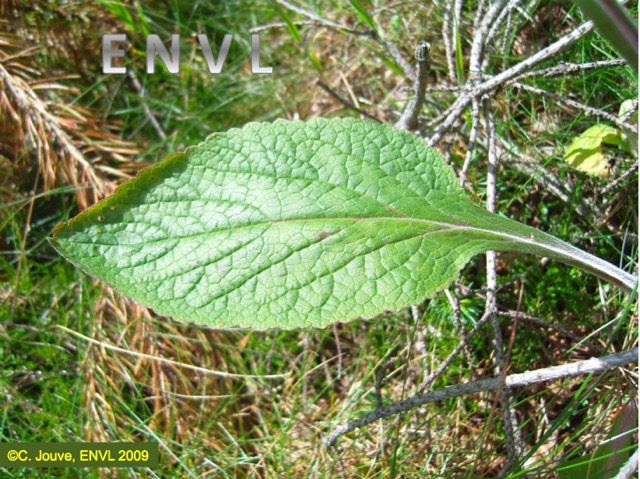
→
(0, 4, 142, 210)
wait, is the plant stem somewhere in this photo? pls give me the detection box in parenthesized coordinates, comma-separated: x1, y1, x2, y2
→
(518, 229, 638, 294)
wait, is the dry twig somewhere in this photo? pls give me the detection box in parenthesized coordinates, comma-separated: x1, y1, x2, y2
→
(482, 93, 522, 473)
(326, 348, 638, 447)
(426, 18, 596, 146)
(128, 68, 167, 140)
(511, 81, 638, 134)
(601, 161, 639, 195)
(316, 80, 379, 121)
(395, 41, 431, 131)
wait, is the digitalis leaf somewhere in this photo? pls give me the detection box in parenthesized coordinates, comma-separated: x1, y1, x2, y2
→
(51, 118, 635, 329)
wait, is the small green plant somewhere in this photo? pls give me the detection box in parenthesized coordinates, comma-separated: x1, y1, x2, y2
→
(563, 100, 638, 178)
(564, 124, 631, 178)
(50, 118, 636, 330)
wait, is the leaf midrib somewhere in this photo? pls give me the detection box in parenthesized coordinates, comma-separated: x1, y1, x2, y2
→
(58, 212, 544, 251)
(58, 215, 492, 246)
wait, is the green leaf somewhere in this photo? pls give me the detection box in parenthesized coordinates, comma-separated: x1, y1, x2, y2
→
(348, 0, 376, 31)
(308, 48, 322, 73)
(97, 0, 136, 32)
(564, 124, 622, 178)
(372, 49, 404, 76)
(269, 0, 302, 43)
(50, 119, 635, 330)
(454, 18, 465, 85)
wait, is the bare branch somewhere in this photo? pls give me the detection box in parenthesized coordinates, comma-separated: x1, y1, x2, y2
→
(445, 285, 477, 373)
(441, 0, 456, 83)
(485, 0, 522, 55)
(500, 310, 600, 353)
(426, 19, 595, 146)
(417, 308, 494, 395)
(395, 42, 431, 131)
(325, 348, 638, 447)
(511, 82, 638, 134)
(483, 94, 522, 472)
(512, 59, 626, 82)
(469, 0, 510, 77)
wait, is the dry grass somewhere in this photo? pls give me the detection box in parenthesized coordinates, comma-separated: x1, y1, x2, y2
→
(0, 6, 142, 211)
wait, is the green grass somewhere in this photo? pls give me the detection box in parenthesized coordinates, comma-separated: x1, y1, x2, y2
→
(1, 0, 637, 478)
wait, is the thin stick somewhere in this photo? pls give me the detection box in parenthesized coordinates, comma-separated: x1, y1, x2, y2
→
(454, 0, 464, 66)
(56, 325, 288, 380)
(500, 310, 599, 352)
(485, 0, 521, 55)
(472, 0, 489, 33)
(418, 308, 494, 394)
(511, 82, 638, 134)
(474, 20, 595, 95)
(324, 348, 638, 446)
(316, 80, 379, 121)
(459, 283, 600, 352)
(426, 19, 595, 146)
(469, 0, 510, 77)
(442, 0, 456, 83)
(512, 59, 626, 81)
(601, 161, 639, 195)
(128, 68, 167, 140)
(453, 0, 464, 81)
(459, 97, 481, 186)
(395, 42, 431, 130)
(444, 286, 476, 372)
(483, 94, 521, 473)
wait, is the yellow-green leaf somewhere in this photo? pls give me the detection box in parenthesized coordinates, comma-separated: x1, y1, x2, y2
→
(564, 124, 622, 178)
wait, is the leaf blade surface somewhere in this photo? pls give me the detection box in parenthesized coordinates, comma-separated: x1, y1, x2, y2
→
(51, 118, 635, 329)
